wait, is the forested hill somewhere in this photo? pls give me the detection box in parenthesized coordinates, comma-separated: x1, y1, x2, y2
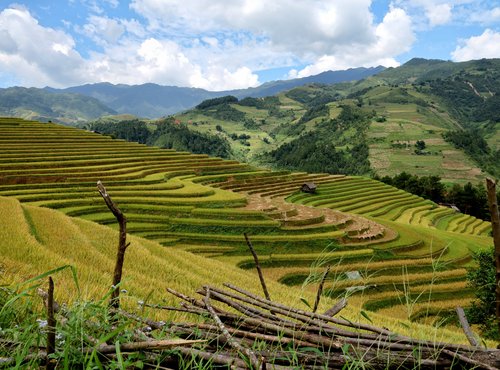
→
(0, 87, 116, 124)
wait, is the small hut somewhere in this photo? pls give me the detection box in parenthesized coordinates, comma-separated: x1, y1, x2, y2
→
(301, 182, 317, 194)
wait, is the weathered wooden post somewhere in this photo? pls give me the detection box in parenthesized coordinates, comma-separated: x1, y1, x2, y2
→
(486, 178, 500, 334)
(97, 180, 129, 310)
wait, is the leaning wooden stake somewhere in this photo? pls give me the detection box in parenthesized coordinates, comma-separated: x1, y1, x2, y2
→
(243, 233, 271, 301)
(97, 180, 129, 310)
(456, 306, 479, 347)
(486, 178, 500, 335)
(313, 265, 330, 313)
(46, 277, 56, 370)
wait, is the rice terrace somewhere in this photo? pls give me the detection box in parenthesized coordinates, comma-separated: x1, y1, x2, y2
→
(0, 116, 498, 368)
(2, 1, 500, 367)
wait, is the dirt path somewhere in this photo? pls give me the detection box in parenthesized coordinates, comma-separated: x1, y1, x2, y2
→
(244, 193, 397, 245)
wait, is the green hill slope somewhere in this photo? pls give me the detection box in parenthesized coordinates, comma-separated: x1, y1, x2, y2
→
(166, 59, 499, 182)
(0, 87, 116, 124)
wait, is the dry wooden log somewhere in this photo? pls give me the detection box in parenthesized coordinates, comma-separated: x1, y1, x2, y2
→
(198, 287, 294, 325)
(166, 287, 207, 310)
(116, 309, 166, 331)
(203, 288, 261, 369)
(223, 283, 395, 336)
(175, 347, 249, 368)
(441, 348, 498, 370)
(97, 180, 129, 310)
(213, 284, 390, 341)
(221, 283, 489, 354)
(170, 322, 319, 348)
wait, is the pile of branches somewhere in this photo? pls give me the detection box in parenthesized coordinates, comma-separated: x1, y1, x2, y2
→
(124, 283, 500, 370)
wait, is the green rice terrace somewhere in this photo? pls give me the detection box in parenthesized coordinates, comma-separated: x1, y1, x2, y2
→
(0, 117, 493, 326)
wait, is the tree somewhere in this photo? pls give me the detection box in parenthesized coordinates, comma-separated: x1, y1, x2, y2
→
(415, 140, 426, 151)
(466, 248, 499, 339)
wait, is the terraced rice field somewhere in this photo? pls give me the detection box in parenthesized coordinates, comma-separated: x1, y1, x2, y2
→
(0, 118, 493, 325)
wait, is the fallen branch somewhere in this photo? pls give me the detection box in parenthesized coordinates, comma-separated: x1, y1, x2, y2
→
(203, 288, 261, 369)
(91, 339, 205, 354)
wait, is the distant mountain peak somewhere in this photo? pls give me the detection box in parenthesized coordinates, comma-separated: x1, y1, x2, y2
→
(403, 57, 447, 66)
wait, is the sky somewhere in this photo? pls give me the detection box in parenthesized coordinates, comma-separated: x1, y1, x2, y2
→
(0, 0, 499, 91)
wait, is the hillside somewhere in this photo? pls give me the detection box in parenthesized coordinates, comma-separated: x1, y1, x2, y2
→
(0, 117, 493, 331)
(0, 87, 116, 124)
(165, 59, 500, 183)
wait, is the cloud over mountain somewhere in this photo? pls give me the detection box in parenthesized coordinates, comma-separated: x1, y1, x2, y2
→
(0, 1, 499, 90)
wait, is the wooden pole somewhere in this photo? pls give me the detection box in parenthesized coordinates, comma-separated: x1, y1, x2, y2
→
(97, 181, 129, 310)
(46, 277, 56, 370)
(243, 233, 271, 301)
(486, 178, 500, 335)
(313, 265, 330, 313)
(455, 306, 479, 347)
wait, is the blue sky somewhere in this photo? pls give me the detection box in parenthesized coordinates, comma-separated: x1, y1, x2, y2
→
(0, 0, 499, 90)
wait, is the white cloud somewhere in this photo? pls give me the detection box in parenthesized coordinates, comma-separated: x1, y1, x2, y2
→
(0, 7, 84, 86)
(392, 0, 479, 28)
(0, 6, 259, 90)
(130, 0, 378, 56)
(294, 7, 414, 77)
(452, 29, 500, 61)
(191, 66, 259, 91)
(426, 3, 452, 26)
(469, 7, 500, 24)
(82, 15, 125, 44)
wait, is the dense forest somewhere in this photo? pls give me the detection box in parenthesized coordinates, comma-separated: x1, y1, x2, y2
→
(88, 118, 232, 158)
(265, 105, 372, 175)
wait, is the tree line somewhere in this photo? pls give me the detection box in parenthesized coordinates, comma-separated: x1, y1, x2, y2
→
(88, 118, 232, 158)
(375, 172, 496, 221)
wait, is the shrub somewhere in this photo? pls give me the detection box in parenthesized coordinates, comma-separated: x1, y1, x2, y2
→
(466, 248, 499, 340)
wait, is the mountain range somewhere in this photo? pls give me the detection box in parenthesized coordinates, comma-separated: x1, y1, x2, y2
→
(0, 66, 384, 122)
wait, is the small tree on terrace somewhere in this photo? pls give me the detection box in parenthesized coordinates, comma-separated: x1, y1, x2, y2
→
(415, 140, 426, 151)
